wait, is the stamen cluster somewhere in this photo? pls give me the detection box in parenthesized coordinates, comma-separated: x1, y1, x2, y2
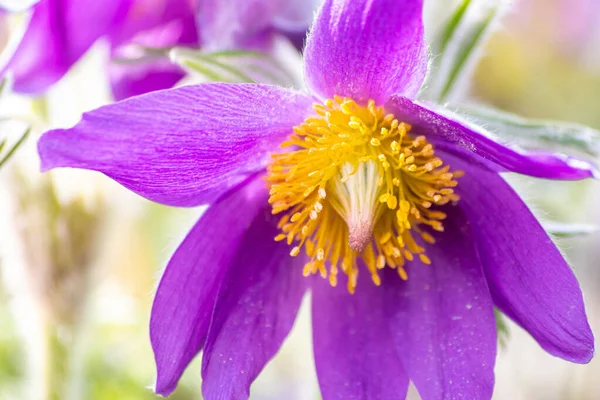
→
(267, 96, 462, 293)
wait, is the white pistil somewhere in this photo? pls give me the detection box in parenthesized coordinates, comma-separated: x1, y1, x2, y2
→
(329, 161, 381, 252)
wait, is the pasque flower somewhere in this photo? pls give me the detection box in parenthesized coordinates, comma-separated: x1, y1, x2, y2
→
(1, 0, 316, 100)
(38, 0, 595, 398)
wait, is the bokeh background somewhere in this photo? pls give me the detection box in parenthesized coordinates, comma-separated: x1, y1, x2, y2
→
(0, 0, 599, 399)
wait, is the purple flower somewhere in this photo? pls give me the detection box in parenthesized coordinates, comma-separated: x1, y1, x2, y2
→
(107, 0, 199, 100)
(37, 0, 595, 399)
(196, 0, 320, 52)
(2, 0, 316, 100)
(555, 0, 600, 57)
(1, 0, 197, 99)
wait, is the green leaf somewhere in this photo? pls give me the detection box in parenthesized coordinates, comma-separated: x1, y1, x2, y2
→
(171, 47, 256, 82)
(543, 222, 599, 238)
(494, 308, 510, 348)
(432, 0, 472, 57)
(455, 105, 600, 159)
(181, 58, 227, 81)
(0, 127, 31, 169)
(170, 47, 294, 85)
(199, 49, 272, 59)
(425, 0, 510, 102)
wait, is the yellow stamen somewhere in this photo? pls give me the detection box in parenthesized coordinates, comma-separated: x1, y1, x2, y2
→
(267, 96, 461, 293)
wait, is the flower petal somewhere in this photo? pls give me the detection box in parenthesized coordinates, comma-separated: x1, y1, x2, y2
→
(2, 0, 130, 94)
(197, 0, 282, 51)
(271, 0, 321, 52)
(385, 96, 599, 180)
(108, 60, 185, 101)
(108, 0, 197, 47)
(108, 4, 199, 100)
(151, 176, 268, 396)
(304, 0, 427, 104)
(445, 153, 595, 363)
(312, 275, 409, 400)
(38, 83, 313, 207)
(271, 0, 320, 33)
(383, 208, 497, 400)
(201, 210, 307, 399)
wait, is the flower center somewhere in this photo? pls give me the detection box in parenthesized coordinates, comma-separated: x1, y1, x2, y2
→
(267, 96, 462, 293)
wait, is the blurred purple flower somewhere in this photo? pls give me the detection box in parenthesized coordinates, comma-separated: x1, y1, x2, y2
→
(107, 0, 199, 101)
(515, 0, 600, 59)
(1, 0, 316, 100)
(196, 0, 320, 52)
(0, 0, 197, 99)
(37, 0, 596, 399)
(556, 0, 600, 55)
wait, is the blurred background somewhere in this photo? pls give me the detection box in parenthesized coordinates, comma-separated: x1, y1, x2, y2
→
(0, 0, 599, 399)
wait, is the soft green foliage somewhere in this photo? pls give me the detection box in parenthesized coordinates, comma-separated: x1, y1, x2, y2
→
(542, 222, 599, 238)
(424, 0, 511, 102)
(0, 291, 25, 400)
(0, 77, 31, 170)
(0, 127, 30, 170)
(170, 47, 294, 86)
(435, 0, 472, 56)
(455, 105, 600, 159)
(82, 324, 200, 400)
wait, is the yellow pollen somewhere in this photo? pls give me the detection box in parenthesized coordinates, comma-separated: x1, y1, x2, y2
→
(266, 96, 462, 293)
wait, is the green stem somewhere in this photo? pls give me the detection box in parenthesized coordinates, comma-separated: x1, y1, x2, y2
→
(0, 127, 30, 169)
(437, 0, 472, 55)
(44, 323, 71, 400)
(438, 8, 497, 102)
(43, 319, 83, 400)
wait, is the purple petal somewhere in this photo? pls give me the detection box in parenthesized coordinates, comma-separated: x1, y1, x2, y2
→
(201, 208, 307, 399)
(277, 29, 306, 52)
(312, 275, 409, 400)
(445, 153, 594, 363)
(2, 0, 130, 94)
(303, 0, 427, 104)
(385, 96, 598, 180)
(383, 208, 497, 400)
(197, 0, 282, 51)
(271, 0, 320, 51)
(151, 176, 269, 396)
(108, 0, 197, 47)
(108, 60, 185, 101)
(38, 83, 313, 207)
(271, 0, 320, 33)
(108, 2, 199, 99)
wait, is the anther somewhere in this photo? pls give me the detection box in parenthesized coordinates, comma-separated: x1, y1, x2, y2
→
(267, 96, 461, 293)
